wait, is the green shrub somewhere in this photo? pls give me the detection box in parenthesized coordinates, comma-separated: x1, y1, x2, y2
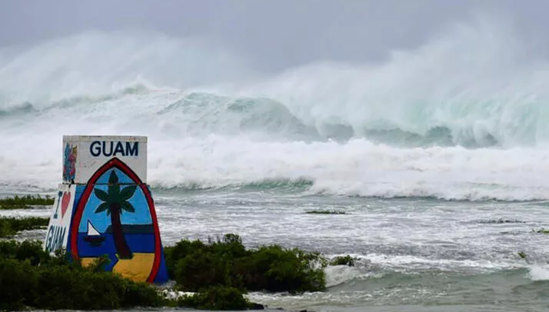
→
(30, 264, 163, 310)
(329, 255, 357, 266)
(175, 248, 230, 291)
(0, 258, 38, 311)
(234, 245, 326, 293)
(0, 240, 165, 311)
(177, 286, 254, 310)
(164, 238, 207, 279)
(0, 195, 54, 209)
(166, 234, 327, 294)
(0, 216, 49, 238)
(0, 240, 50, 265)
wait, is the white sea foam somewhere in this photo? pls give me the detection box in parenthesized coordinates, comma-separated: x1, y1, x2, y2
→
(2, 18, 549, 201)
(528, 265, 549, 281)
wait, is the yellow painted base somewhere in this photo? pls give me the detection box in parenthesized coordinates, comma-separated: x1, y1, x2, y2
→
(80, 257, 97, 268)
(80, 253, 156, 282)
(113, 253, 155, 282)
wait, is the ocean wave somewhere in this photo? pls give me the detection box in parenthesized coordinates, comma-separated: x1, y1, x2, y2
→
(3, 134, 549, 201)
(154, 92, 318, 139)
(1, 21, 549, 147)
(0, 88, 519, 147)
(2, 21, 549, 147)
(3, 20, 549, 201)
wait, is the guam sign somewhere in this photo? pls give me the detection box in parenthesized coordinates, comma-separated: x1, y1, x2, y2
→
(44, 135, 168, 284)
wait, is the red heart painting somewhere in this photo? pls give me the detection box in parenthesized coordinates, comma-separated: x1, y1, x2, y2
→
(61, 192, 71, 218)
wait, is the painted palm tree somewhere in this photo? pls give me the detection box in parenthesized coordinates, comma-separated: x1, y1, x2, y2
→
(94, 170, 137, 259)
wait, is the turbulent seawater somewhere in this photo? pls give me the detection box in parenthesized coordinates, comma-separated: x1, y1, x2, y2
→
(3, 21, 549, 311)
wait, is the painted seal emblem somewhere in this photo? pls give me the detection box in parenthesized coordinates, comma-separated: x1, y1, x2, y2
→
(69, 157, 167, 283)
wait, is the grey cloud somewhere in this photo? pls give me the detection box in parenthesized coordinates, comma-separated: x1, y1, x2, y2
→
(0, 0, 547, 72)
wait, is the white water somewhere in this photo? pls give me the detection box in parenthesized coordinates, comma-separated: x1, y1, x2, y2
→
(2, 17, 549, 201)
(528, 265, 549, 281)
(7, 192, 549, 311)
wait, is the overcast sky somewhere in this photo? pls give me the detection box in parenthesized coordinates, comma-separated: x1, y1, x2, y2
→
(0, 0, 547, 71)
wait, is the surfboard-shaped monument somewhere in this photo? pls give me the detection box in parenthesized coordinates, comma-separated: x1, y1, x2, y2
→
(43, 135, 169, 284)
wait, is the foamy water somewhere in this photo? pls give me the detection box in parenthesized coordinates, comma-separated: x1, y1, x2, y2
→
(3, 19, 549, 202)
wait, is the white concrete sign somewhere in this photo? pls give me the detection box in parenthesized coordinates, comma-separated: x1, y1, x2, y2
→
(62, 135, 147, 184)
(43, 184, 76, 254)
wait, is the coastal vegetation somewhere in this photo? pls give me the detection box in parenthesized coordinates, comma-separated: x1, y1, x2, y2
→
(0, 195, 54, 209)
(0, 220, 357, 311)
(0, 239, 262, 311)
(0, 240, 165, 311)
(0, 216, 49, 238)
(0, 197, 359, 311)
(174, 285, 261, 310)
(329, 255, 357, 266)
(164, 233, 327, 294)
